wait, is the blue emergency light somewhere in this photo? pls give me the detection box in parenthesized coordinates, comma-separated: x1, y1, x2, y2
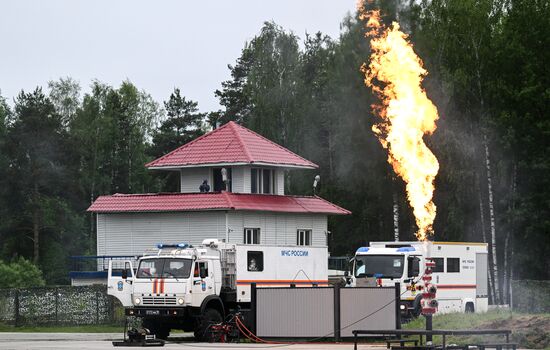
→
(356, 247, 369, 253)
(396, 247, 415, 252)
(157, 243, 189, 249)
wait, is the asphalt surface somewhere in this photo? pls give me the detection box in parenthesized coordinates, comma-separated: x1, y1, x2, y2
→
(0, 333, 384, 349)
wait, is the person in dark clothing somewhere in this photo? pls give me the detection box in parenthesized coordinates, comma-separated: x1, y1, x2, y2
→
(199, 179, 210, 193)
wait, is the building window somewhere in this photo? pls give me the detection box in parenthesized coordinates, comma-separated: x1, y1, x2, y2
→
(213, 168, 232, 192)
(250, 168, 274, 194)
(247, 251, 264, 271)
(244, 228, 260, 244)
(296, 229, 312, 246)
(432, 258, 444, 273)
(447, 258, 460, 273)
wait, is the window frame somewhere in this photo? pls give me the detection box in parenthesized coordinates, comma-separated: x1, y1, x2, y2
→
(212, 167, 232, 192)
(247, 251, 264, 272)
(447, 257, 460, 273)
(244, 228, 260, 245)
(193, 261, 209, 278)
(296, 229, 312, 246)
(250, 168, 274, 194)
(432, 257, 444, 273)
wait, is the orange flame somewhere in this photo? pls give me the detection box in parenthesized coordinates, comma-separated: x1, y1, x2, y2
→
(359, 2, 440, 241)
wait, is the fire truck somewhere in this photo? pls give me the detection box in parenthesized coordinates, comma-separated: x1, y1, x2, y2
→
(347, 241, 489, 318)
(107, 239, 328, 340)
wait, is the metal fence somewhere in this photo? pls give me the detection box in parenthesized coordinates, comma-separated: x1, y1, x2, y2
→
(0, 285, 124, 326)
(253, 284, 399, 340)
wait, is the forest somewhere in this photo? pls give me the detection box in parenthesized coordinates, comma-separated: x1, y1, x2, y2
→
(0, 0, 548, 305)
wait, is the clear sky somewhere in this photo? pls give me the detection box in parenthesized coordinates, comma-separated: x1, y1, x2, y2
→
(0, 0, 355, 113)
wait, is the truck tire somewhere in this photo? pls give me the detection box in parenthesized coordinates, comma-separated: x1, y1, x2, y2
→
(142, 319, 170, 340)
(194, 308, 222, 341)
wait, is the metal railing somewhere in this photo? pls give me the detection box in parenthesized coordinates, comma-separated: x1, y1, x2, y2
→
(328, 256, 350, 271)
(70, 255, 137, 272)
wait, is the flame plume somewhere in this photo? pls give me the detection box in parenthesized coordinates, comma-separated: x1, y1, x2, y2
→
(359, 3, 440, 241)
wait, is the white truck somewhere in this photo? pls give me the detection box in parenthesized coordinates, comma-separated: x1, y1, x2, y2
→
(348, 241, 489, 318)
(107, 239, 328, 340)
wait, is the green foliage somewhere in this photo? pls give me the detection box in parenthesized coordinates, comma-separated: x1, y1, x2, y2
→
(0, 0, 548, 286)
(149, 88, 206, 191)
(0, 258, 46, 288)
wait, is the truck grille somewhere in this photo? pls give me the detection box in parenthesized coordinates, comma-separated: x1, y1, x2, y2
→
(142, 297, 177, 306)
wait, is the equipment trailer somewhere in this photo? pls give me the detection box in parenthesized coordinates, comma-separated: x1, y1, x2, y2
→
(108, 239, 328, 340)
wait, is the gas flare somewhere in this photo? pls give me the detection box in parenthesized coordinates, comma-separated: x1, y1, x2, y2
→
(358, 3, 440, 241)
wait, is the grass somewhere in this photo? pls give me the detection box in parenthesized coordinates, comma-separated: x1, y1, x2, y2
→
(403, 310, 550, 349)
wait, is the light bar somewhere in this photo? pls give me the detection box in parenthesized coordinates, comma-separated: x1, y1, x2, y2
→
(356, 247, 370, 253)
(397, 247, 415, 252)
(157, 243, 189, 249)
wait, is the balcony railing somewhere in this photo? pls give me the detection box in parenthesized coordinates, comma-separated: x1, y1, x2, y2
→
(69, 255, 137, 281)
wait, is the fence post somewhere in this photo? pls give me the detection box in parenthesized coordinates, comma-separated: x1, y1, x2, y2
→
(334, 284, 341, 342)
(395, 282, 401, 329)
(250, 283, 257, 335)
(14, 289, 20, 327)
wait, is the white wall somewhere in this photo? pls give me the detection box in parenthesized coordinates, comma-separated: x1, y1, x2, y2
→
(231, 166, 245, 193)
(180, 168, 210, 193)
(275, 169, 285, 195)
(228, 211, 327, 246)
(242, 166, 252, 193)
(97, 212, 226, 256)
(96, 210, 328, 257)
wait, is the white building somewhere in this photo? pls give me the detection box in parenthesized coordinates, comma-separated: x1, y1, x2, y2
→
(79, 122, 350, 284)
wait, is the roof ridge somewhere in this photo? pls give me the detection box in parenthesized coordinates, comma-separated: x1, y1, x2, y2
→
(232, 122, 318, 168)
(228, 121, 253, 162)
(145, 122, 232, 168)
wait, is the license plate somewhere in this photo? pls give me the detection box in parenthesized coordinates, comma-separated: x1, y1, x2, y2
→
(145, 310, 160, 315)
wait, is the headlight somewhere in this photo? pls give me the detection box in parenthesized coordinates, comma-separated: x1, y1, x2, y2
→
(400, 304, 406, 310)
(178, 298, 184, 305)
(134, 297, 141, 305)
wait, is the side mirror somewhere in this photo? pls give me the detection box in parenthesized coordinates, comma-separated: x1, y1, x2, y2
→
(344, 271, 349, 277)
(121, 269, 128, 280)
(408, 256, 420, 277)
(199, 266, 207, 279)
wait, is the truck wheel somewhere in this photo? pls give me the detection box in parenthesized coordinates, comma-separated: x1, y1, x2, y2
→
(465, 302, 475, 313)
(194, 308, 222, 341)
(142, 319, 170, 340)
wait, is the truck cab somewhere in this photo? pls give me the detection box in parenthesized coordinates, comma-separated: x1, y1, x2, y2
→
(108, 242, 226, 340)
(351, 245, 423, 317)
(349, 241, 489, 318)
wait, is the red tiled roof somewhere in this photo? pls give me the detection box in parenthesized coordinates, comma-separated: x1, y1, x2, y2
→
(88, 192, 350, 215)
(145, 121, 318, 169)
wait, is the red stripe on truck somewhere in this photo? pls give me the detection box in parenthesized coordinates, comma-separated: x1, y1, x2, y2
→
(236, 280, 328, 286)
(436, 284, 476, 289)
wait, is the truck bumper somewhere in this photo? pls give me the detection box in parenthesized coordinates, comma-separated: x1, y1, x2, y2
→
(126, 307, 187, 318)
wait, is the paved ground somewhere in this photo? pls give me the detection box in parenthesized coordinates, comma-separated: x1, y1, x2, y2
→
(0, 333, 384, 350)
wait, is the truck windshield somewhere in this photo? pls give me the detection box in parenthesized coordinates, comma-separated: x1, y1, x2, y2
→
(136, 258, 192, 279)
(355, 255, 404, 279)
